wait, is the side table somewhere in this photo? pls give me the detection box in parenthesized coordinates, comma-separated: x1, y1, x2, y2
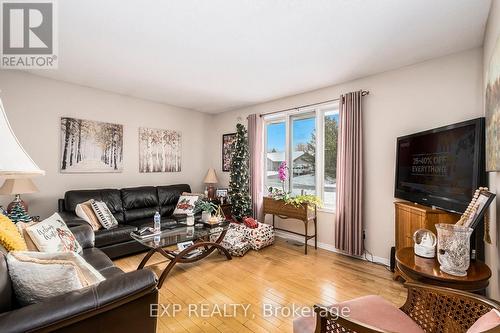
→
(395, 247, 491, 294)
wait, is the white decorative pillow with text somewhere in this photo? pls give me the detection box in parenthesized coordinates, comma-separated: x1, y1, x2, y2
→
(26, 213, 82, 253)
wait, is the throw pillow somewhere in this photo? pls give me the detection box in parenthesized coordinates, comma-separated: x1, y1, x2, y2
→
(7, 251, 105, 305)
(75, 200, 102, 231)
(26, 213, 82, 253)
(173, 195, 199, 215)
(0, 214, 27, 252)
(16, 221, 39, 251)
(90, 200, 118, 229)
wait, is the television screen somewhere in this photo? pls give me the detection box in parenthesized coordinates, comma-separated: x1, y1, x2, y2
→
(395, 118, 485, 213)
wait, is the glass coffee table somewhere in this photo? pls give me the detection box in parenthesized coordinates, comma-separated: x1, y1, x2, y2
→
(131, 220, 232, 288)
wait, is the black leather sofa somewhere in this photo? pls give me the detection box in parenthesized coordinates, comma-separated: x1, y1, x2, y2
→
(58, 184, 191, 259)
(0, 225, 158, 333)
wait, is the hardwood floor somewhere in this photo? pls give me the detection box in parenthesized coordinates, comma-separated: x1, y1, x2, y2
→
(114, 238, 406, 333)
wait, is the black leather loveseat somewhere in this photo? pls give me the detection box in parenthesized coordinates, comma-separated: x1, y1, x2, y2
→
(0, 225, 158, 333)
(58, 184, 191, 259)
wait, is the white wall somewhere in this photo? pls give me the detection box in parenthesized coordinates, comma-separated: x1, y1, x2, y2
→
(0, 72, 211, 218)
(483, 0, 500, 300)
(208, 48, 484, 264)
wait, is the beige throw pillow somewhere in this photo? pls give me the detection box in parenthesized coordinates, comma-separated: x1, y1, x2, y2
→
(16, 221, 39, 251)
(26, 213, 82, 253)
(75, 200, 102, 231)
(7, 251, 105, 305)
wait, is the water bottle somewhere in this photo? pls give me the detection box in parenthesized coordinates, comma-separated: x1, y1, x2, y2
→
(154, 211, 161, 234)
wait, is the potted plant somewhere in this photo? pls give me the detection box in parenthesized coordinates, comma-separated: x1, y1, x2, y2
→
(193, 199, 218, 222)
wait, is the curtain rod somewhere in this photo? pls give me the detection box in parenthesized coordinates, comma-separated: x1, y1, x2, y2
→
(259, 90, 369, 118)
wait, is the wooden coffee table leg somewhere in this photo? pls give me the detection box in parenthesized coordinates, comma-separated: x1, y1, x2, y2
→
(156, 241, 232, 288)
(137, 248, 158, 269)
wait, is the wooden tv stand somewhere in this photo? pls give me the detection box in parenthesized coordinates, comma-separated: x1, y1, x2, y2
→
(394, 201, 460, 251)
(393, 201, 460, 281)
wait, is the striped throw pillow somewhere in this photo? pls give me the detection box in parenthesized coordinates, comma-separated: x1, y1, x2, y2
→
(90, 200, 118, 229)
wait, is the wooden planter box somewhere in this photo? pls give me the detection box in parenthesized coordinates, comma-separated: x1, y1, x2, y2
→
(263, 197, 317, 254)
(263, 197, 316, 221)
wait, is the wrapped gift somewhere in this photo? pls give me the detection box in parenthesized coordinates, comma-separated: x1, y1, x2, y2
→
(242, 222, 274, 250)
(210, 224, 251, 257)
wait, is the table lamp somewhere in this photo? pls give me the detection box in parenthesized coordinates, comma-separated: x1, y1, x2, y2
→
(0, 97, 44, 219)
(203, 168, 218, 200)
(0, 178, 38, 213)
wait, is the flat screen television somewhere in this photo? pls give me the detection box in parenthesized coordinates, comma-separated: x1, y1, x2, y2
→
(395, 118, 485, 214)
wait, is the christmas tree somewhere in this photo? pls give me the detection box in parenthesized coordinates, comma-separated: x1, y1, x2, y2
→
(229, 123, 252, 221)
(8, 202, 31, 223)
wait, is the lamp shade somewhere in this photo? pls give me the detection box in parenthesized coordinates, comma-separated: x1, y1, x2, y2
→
(0, 98, 45, 177)
(203, 168, 218, 184)
(0, 178, 38, 195)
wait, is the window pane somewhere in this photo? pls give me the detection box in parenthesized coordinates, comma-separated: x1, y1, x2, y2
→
(324, 111, 338, 207)
(291, 115, 316, 196)
(266, 121, 286, 191)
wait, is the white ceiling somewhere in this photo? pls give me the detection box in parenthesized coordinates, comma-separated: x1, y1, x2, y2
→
(29, 0, 491, 113)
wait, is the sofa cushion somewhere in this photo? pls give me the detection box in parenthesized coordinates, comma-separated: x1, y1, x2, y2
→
(79, 247, 115, 271)
(121, 186, 159, 222)
(293, 295, 424, 333)
(64, 189, 124, 223)
(158, 184, 191, 216)
(94, 225, 137, 248)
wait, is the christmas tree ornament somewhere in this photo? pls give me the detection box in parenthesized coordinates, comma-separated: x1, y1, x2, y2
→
(8, 201, 32, 223)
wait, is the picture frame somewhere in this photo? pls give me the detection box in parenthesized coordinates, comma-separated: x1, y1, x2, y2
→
(216, 188, 228, 198)
(222, 133, 237, 172)
(464, 190, 496, 229)
(60, 117, 124, 173)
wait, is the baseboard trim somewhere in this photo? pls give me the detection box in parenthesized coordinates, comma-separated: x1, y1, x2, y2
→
(274, 230, 390, 266)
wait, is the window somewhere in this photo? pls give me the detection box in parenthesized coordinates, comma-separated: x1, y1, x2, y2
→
(323, 110, 338, 207)
(265, 121, 286, 191)
(264, 103, 338, 210)
(291, 113, 316, 196)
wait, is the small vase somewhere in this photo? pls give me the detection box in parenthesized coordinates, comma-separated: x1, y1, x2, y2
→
(436, 224, 473, 277)
(201, 211, 211, 222)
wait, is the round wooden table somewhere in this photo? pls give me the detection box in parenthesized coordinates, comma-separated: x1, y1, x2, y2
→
(395, 247, 491, 293)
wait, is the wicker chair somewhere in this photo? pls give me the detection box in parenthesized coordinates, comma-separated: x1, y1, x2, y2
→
(312, 282, 500, 333)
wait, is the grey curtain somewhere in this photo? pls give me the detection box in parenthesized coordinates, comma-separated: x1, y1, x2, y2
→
(335, 91, 364, 256)
(248, 114, 264, 221)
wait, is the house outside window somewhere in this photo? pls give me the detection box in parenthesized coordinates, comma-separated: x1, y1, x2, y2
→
(264, 102, 338, 210)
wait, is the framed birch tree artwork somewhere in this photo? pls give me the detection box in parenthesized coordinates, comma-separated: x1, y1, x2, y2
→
(60, 117, 123, 173)
(486, 35, 500, 171)
(139, 127, 181, 172)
